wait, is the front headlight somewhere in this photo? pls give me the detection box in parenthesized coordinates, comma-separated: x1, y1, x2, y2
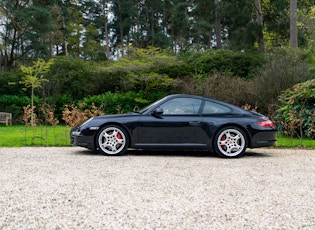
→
(71, 131, 81, 136)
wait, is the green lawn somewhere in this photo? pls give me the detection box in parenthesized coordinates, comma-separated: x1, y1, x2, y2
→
(0, 125, 314, 148)
(275, 135, 315, 148)
(0, 125, 72, 147)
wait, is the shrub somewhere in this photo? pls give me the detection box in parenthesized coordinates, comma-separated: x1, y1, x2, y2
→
(79, 91, 166, 115)
(62, 103, 104, 127)
(0, 71, 24, 95)
(276, 79, 315, 139)
(124, 73, 179, 96)
(182, 50, 264, 78)
(179, 73, 254, 107)
(47, 56, 119, 100)
(251, 49, 312, 116)
(0, 95, 34, 124)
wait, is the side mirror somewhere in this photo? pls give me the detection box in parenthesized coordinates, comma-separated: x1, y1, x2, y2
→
(152, 108, 163, 117)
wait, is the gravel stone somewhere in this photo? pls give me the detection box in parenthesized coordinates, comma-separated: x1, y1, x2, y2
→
(0, 147, 314, 229)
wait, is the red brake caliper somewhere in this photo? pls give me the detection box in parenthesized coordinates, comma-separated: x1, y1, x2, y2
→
(221, 135, 226, 150)
(116, 132, 122, 148)
(116, 133, 122, 139)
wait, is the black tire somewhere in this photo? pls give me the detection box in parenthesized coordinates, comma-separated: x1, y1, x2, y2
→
(213, 126, 247, 158)
(96, 125, 129, 156)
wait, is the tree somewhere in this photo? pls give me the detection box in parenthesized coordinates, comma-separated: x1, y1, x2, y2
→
(20, 58, 53, 126)
(0, 0, 52, 70)
(220, 0, 265, 51)
(189, 0, 215, 49)
(112, 0, 135, 50)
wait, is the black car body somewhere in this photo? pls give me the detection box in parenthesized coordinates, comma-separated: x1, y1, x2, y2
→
(70, 94, 277, 158)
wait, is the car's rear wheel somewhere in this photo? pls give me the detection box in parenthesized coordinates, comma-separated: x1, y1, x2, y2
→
(96, 125, 129, 156)
(214, 126, 247, 158)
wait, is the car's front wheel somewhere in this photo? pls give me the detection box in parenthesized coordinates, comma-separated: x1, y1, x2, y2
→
(214, 126, 247, 158)
(96, 125, 129, 155)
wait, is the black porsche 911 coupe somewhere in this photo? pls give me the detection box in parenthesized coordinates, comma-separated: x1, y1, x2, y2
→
(70, 94, 277, 158)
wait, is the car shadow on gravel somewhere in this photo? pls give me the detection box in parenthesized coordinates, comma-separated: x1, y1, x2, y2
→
(126, 149, 216, 158)
(246, 150, 273, 158)
(72, 148, 272, 158)
(72, 149, 215, 158)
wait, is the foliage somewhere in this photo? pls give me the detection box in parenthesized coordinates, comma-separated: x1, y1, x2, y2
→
(20, 58, 54, 126)
(0, 71, 25, 95)
(179, 73, 253, 107)
(0, 0, 53, 70)
(46, 50, 181, 99)
(263, 0, 315, 49)
(62, 103, 104, 127)
(182, 50, 264, 78)
(126, 72, 179, 96)
(252, 49, 313, 115)
(2, 48, 313, 124)
(0, 95, 33, 124)
(276, 79, 315, 139)
(79, 91, 165, 115)
(47, 56, 112, 99)
(4, 0, 315, 69)
(20, 59, 53, 90)
(22, 105, 38, 127)
(221, 0, 261, 50)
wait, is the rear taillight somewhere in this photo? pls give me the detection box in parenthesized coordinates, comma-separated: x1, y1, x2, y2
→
(257, 120, 275, 127)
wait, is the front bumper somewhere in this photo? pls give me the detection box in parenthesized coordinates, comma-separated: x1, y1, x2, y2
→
(70, 126, 97, 150)
(70, 134, 95, 150)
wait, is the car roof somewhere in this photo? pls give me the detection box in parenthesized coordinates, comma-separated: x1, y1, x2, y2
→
(164, 94, 248, 113)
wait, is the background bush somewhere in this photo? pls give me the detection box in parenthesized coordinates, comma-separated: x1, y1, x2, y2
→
(0, 95, 33, 124)
(179, 73, 253, 107)
(45, 56, 116, 100)
(0, 71, 25, 96)
(79, 91, 166, 114)
(276, 79, 315, 139)
(251, 49, 313, 115)
(181, 50, 264, 78)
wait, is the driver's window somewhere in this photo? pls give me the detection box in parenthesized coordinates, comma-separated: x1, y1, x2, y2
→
(159, 98, 202, 115)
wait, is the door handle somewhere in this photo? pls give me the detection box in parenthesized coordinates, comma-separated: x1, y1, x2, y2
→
(189, 121, 201, 126)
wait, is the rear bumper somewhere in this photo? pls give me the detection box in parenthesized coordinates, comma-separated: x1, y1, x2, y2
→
(251, 131, 277, 148)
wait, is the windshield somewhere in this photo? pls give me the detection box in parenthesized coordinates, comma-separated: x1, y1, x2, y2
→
(139, 98, 165, 114)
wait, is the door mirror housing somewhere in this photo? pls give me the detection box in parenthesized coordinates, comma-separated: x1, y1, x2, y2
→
(152, 108, 163, 117)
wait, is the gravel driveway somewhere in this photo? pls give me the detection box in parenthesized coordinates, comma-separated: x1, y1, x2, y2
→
(0, 147, 314, 229)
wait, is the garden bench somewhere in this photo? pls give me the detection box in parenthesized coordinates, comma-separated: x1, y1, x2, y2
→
(0, 112, 12, 125)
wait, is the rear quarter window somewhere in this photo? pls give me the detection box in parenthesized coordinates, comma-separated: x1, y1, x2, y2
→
(202, 101, 231, 114)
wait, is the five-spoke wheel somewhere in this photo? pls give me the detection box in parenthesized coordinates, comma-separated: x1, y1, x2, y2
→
(96, 125, 129, 155)
(214, 126, 247, 158)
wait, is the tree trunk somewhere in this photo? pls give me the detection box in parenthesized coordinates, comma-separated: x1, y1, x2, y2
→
(103, 3, 110, 59)
(290, 0, 298, 48)
(117, 0, 124, 49)
(62, 16, 68, 55)
(254, 0, 265, 53)
(214, 0, 222, 49)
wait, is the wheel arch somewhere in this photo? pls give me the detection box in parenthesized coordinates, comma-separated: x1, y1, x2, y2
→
(212, 123, 252, 148)
(93, 122, 132, 150)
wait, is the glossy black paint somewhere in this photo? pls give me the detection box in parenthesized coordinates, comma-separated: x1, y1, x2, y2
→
(70, 94, 277, 155)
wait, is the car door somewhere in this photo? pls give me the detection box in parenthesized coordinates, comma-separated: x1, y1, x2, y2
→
(134, 97, 209, 148)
